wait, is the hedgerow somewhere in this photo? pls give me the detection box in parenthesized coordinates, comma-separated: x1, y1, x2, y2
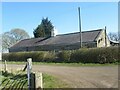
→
(2, 47, 119, 64)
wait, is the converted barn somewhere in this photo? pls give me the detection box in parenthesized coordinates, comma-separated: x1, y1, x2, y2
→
(9, 29, 110, 52)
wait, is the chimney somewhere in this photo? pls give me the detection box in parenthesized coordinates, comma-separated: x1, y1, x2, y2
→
(51, 29, 55, 37)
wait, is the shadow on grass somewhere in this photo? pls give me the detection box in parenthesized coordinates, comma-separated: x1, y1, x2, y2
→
(0, 71, 28, 89)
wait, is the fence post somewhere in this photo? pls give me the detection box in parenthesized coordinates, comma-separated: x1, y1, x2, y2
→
(40, 73, 43, 89)
(4, 60, 7, 72)
(30, 73, 35, 89)
(27, 58, 32, 90)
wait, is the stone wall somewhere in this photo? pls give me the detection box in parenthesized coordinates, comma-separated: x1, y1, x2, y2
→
(96, 30, 110, 47)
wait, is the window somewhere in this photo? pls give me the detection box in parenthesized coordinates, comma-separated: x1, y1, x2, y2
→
(98, 38, 103, 43)
(98, 39, 101, 43)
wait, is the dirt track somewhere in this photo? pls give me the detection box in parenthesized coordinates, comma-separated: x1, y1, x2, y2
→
(4, 64, 118, 88)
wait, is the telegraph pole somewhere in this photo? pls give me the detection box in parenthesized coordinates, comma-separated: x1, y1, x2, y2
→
(78, 7, 82, 48)
(105, 26, 107, 47)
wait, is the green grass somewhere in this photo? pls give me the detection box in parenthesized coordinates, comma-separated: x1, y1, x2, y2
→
(43, 73, 69, 88)
(0, 61, 118, 67)
(33, 62, 118, 67)
(0, 70, 69, 88)
(0, 71, 28, 89)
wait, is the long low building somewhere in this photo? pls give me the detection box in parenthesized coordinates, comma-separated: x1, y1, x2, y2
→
(9, 29, 111, 52)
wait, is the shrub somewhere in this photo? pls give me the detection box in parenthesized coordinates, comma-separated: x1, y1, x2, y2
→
(2, 47, 119, 64)
(2, 51, 56, 62)
(57, 51, 71, 63)
(70, 47, 119, 64)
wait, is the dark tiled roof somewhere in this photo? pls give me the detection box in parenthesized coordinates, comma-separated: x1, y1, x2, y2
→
(11, 37, 45, 47)
(10, 29, 103, 48)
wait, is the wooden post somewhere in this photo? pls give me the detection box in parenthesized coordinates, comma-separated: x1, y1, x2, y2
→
(105, 26, 107, 47)
(78, 7, 82, 48)
(30, 73, 35, 89)
(4, 60, 7, 72)
(27, 58, 32, 90)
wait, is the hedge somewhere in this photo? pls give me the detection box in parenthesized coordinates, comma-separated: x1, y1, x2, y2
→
(2, 47, 119, 64)
(2, 51, 55, 62)
(57, 50, 72, 63)
(70, 47, 119, 63)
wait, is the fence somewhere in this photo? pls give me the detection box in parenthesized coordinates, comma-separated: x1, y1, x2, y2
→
(25, 58, 43, 90)
(2, 59, 43, 90)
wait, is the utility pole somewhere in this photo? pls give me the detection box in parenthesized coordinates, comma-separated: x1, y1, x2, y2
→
(105, 26, 107, 47)
(78, 7, 82, 48)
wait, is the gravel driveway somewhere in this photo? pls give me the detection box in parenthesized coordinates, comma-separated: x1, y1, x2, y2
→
(4, 64, 118, 88)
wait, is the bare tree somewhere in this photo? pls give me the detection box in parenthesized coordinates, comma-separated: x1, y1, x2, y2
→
(2, 32, 14, 52)
(108, 32, 119, 41)
(2, 28, 30, 52)
(10, 28, 30, 42)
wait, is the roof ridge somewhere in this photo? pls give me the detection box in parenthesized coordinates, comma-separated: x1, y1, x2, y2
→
(56, 32, 79, 36)
(21, 37, 45, 41)
(56, 29, 103, 36)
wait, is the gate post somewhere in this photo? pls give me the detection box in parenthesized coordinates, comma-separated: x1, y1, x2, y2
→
(27, 58, 32, 90)
(35, 72, 43, 89)
(4, 60, 7, 72)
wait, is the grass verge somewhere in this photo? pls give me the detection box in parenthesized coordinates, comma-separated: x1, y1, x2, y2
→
(43, 73, 69, 88)
(0, 70, 69, 88)
(0, 61, 118, 67)
(0, 71, 28, 89)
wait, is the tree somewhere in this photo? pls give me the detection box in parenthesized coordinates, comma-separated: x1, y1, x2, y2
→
(108, 32, 119, 41)
(2, 28, 29, 52)
(33, 17, 54, 38)
(10, 28, 30, 42)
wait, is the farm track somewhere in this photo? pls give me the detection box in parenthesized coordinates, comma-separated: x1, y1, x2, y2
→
(2, 64, 119, 88)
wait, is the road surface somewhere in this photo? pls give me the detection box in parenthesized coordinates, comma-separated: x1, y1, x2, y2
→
(2, 64, 118, 88)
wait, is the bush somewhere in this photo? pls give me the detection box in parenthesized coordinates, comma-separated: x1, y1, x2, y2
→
(57, 51, 71, 63)
(2, 51, 56, 62)
(2, 47, 119, 64)
(70, 47, 119, 63)
(97, 47, 118, 63)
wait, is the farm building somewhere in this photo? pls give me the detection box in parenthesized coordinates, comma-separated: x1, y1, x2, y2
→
(109, 40, 119, 46)
(9, 28, 111, 52)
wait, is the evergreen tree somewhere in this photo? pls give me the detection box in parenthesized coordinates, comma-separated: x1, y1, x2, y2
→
(33, 17, 54, 38)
